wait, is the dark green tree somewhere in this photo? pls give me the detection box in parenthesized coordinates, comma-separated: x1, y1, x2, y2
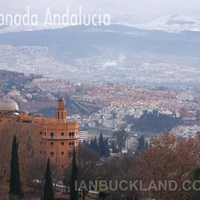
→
(90, 137, 99, 153)
(113, 130, 128, 152)
(87, 134, 110, 157)
(43, 158, 54, 200)
(70, 149, 79, 200)
(137, 135, 145, 151)
(9, 135, 23, 200)
(145, 141, 148, 149)
(99, 133, 104, 157)
(110, 141, 119, 153)
(103, 138, 110, 157)
(190, 167, 200, 200)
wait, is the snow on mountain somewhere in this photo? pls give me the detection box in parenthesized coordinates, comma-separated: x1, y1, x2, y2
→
(113, 14, 200, 33)
(0, 22, 69, 34)
(0, 14, 200, 34)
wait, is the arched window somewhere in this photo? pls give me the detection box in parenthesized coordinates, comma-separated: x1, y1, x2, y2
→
(61, 142, 64, 146)
(61, 152, 64, 156)
(50, 152, 54, 157)
(69, 142, 74, 148)
(50, 142, 54, 148)
(69, 132, 74, 138)
(61, 132, 64, 136)
(50, 132, 54, 139)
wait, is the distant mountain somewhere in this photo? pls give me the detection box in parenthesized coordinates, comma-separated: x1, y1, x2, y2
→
(113, 14, 200, 33)
(0, 22, 200, 83)
(0, 14, 200, 34)
(0, 24, 199, 57)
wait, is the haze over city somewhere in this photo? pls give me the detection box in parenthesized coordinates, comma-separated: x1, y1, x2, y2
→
(2, 0, 200, 21)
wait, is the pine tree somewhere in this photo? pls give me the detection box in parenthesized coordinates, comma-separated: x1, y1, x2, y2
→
(89, 137, 99, 153)
(190, 167, 200, 200)
(137, 135, 145, 151)
(70, 148, 79, 200)
(104, 138, 110, 157)
(99, 133, 104, 157)
(9, 135, 23, 200)
(43, 158, 54, 200)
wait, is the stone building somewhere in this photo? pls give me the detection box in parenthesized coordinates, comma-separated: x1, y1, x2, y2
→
(0, 98, 79, 167)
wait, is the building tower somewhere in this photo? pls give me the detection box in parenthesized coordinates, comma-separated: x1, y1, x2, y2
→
(0, 98, 79, 168)
(55, 98, 67, 123)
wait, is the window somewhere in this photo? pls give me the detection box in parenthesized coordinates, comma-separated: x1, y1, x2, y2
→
(40, 131, 42, 135)
(50, 132, 54, 139)
(69, 142, 74, 148)
(50, 142, 54, 148)
(61, 152, 64, 156)
(61, 142, 64, 146)
(61, 132, 64, 136)
(50, 152, 54, 157)
(69, 132, 74, 138)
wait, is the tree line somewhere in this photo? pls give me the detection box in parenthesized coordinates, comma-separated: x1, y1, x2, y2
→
(84, 133, 110, 157)
(3, 122, 200, 200)
(125, 109, 181, 133)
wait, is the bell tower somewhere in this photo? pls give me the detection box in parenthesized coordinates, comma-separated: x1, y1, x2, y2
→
(55, 98, 67, 123)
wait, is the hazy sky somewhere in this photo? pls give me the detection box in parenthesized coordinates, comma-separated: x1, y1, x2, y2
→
(1, 0, 200, 20)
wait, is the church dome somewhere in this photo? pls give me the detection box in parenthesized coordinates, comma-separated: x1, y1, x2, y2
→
(0, 99, 19, 111)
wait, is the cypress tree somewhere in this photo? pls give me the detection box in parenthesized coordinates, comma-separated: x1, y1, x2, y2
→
(70, 148, 78, 200)
(43, 158, 54, 200)
(103, 138, 110, 157)
(99, 133, 104, 157)
(9, 135, 23, 200)
(137, 135, 145, 151)
(190, 167, 200, 200)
